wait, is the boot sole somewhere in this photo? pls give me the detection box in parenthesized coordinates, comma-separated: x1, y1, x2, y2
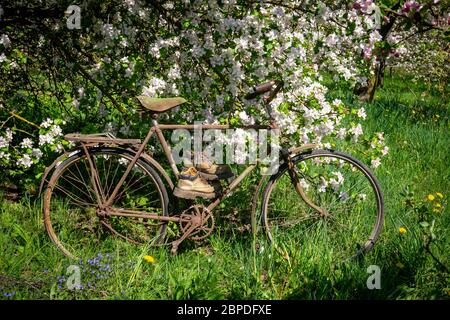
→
(173, 187, 217, 200)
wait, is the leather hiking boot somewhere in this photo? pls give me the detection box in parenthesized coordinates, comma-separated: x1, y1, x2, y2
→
(198, 163, 234, 181)
(173, 167, 217, 199)
(183, 152, 234, 181)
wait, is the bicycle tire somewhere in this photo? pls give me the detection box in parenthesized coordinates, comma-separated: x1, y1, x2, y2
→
(261, 149, 384, 261)
(43, 147, 169, 259)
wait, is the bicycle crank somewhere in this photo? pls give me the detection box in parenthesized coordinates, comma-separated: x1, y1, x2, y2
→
(179, 205, 215, 241)
(170, 205, 215, 255)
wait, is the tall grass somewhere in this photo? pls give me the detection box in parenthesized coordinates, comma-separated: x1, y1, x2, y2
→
(0, 75, 449, 299)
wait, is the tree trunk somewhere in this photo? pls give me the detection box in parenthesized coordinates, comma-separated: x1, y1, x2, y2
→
(357, 2, 400, 102)
(359, 57, 387, 102)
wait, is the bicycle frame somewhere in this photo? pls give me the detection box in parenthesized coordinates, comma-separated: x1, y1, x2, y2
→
(100, 119, 274, 211)
(55, 115, 322, 227)
(46, 79, 288, 218)
(44, 78, 324, 251)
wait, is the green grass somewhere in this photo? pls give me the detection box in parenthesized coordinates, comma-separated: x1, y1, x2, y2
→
(1, 74, 449, 300)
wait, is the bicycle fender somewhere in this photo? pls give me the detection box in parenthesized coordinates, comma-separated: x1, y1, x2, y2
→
(288, 143, 319, 157)
(251, 175, 269, 235)
(38, 147, 175, 197)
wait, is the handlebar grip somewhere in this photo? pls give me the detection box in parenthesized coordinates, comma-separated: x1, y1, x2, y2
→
(254, 80, 276, 94)
(244, 80, 277, 100)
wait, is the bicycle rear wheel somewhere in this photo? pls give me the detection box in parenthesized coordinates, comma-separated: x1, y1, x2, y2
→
(43, 147, 169, 259)
(261, 149, 384, 261)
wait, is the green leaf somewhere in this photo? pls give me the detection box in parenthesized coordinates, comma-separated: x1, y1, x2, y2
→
(138, 197, 148, 206)
(419, 221, 429, 228)
(182, 20, 190, 29)
(347, 22, 356, 36)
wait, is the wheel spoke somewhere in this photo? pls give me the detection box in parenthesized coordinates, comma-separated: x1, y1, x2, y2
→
(59, 172, 95, 203)
(44, 149, 168, 259)
(263, 151, 383, 262)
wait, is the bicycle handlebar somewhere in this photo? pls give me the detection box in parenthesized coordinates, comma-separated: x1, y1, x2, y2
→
(242, 80, 284, 126)
(244, 80, 283, 101)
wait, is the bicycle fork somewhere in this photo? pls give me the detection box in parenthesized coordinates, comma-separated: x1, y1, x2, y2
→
(283, 151, 329, 217)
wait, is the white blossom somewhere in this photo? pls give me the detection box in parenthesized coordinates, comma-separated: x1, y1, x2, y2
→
(376, 132, 385, 141)
(167, 65, 181, 80)
(142, 77, 167, 97)
(56, 143, 64, 153)
(0, 136, 9, 148)
(350, 124, 363, 141)
(329, 171, 345, 191)
(50, 125, 63, 137)
(0, 34, 11, 48)
(39, 133, 54, 146)
(371, 158, 381, 168)
(124, 67, 133, 78)
(41, 118, 53, 128)
(238, 111, 250, 123)
(336, 128, 347, 139)
(20, 138, 33, 149)
(357, 108, 367, 119)
(17, 154, 33, 168)
(0, 151, 9, 160)
(5, 128, 13, 142)
(318, 176, 328, 193)
(299, 178, 310, 191)
(32, 148, 43, 159)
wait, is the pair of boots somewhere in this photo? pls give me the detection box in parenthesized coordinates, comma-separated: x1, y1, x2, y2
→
(173, 155, 233, 199)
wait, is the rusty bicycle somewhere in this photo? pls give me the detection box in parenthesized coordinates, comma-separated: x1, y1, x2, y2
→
(41, 80, 384, 260)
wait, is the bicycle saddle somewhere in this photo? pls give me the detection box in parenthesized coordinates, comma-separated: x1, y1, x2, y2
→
(136, 96, 187, 113)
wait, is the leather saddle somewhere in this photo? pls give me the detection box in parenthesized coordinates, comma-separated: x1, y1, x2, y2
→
(136, 96, 187, 113)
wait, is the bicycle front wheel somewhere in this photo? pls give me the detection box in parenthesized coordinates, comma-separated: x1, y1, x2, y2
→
(261, 149, 384, 261)
(43, 147, 169, 259)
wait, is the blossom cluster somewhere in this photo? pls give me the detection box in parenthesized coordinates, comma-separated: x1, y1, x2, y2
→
(0, 118, 67, 186)
(118, 1, 388, 164)
(1, 0, 420, 190)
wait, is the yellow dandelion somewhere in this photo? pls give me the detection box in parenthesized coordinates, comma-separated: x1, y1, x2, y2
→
(427, 194, 435, 201)
(399, 227, 407, 234)
(396, 262, 405, 269)
(434, 203, 442, 208)
(143, 255, 155, 264)
(432, 209, 440, 213)
(436, 192, 443, 199)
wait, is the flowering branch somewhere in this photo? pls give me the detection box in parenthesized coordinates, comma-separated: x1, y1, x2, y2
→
(9, 112, 40, 129)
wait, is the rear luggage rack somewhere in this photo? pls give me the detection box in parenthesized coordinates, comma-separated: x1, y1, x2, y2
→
(65, 133, 141, 145)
